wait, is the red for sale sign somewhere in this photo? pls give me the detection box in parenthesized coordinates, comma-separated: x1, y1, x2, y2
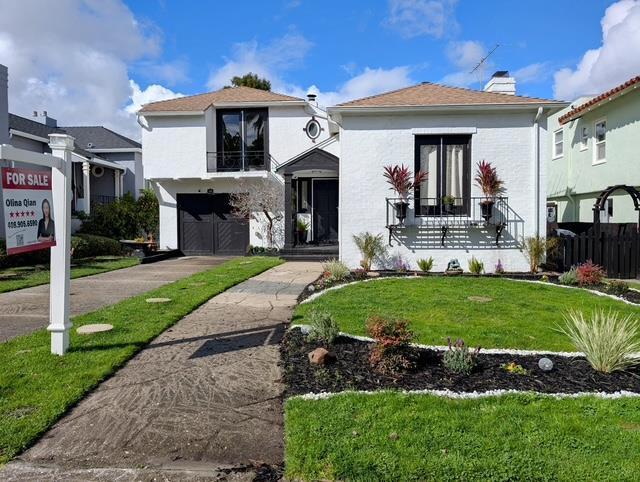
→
(2, 167, 56, 254)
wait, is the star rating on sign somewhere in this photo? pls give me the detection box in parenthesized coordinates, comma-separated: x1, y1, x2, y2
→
(8, 211, 35, 218)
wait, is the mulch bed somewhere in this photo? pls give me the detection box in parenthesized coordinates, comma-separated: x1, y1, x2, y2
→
(281, 328, 640, 396)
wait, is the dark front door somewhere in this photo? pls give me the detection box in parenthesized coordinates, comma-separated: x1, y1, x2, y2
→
(177, 193, 249, 255)
(313, 179, 338, 243)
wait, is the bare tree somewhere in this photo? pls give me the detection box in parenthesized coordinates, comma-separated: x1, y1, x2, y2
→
(230, 179, 283, 248)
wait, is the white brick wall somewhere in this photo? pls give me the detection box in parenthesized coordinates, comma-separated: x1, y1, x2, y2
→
(338, 110, 549, 272)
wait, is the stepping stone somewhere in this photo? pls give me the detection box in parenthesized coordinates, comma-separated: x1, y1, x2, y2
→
(146, 297, 172, 303)
(467, 296, 493, 303)
(77, 324, 113, 335)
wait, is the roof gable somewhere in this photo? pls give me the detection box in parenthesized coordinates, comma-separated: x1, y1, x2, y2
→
(139, 86, 304, 113)
(335, 82, 563, 108)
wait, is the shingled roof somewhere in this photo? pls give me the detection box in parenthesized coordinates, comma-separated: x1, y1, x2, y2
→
(334, 82, 564, 108)
(63, 126, 141, 150)
(139, 86, 304, 113)
(558, 76, 640, 125)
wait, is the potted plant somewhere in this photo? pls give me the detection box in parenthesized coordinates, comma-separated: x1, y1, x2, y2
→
(474, 160, 504, 221)
(383, 164, 428, 224)
(296, 219, 309, 244)
(442, 195, 456, 213)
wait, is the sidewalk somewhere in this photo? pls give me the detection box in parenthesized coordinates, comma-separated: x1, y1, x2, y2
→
(0, 256, 229, 342)
(1, 261, 321, 481)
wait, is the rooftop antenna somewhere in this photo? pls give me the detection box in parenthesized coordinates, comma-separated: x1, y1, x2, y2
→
(469, 43, 500, 86)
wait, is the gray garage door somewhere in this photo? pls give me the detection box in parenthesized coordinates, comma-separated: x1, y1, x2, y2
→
(177, 193, 249, 255)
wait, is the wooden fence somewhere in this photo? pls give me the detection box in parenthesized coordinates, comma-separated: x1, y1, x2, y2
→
(557, 231, 639, 279)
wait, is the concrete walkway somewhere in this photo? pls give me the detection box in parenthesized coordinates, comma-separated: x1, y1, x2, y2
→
(0, 256, 229, 342)
(2, 261, 321, 481)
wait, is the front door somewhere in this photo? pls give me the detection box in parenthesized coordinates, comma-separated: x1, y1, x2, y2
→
(313, 179, 338, 243)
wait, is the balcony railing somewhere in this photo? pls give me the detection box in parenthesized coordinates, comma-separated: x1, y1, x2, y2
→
(385, 196, 509, 246)
(207, 150, 271, 173)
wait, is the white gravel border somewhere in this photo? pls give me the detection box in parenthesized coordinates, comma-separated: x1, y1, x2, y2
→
(291, 388, 640, 401)
(300, 275, 640, 306)
(291, 324, 585, 357)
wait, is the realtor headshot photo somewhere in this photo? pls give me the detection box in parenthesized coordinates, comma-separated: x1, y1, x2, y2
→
(36, 198, 55, 242)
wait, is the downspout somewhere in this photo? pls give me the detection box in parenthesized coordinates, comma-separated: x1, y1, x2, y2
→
(534, 106, 543, 237)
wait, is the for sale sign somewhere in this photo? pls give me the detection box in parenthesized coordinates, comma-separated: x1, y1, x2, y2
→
(2, 167, 56, 255)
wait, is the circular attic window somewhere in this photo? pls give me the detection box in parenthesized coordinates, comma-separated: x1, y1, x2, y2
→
(91, 165, 105, 178)
(305, 118, 322, 140)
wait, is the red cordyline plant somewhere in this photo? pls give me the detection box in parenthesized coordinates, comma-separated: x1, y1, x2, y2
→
(474, 160, 504, 200)
(383, 164, 428, 200)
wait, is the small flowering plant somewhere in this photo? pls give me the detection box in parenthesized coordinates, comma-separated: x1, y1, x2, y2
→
(442, 337, 480, 375)
(495, 259, 505, 274)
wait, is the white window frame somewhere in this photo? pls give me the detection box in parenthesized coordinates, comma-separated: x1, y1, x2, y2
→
(553, 128, 564, 159)
(593, 117, 607, 165)
(579, 125, 589, 151)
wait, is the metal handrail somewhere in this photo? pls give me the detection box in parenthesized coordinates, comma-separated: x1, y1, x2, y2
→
(207, 150, 270, 172)
(386, 196, 509, 227)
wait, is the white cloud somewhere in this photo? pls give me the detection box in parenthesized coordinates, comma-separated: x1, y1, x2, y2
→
(512, 63, 551, 84)
(126, 81, 184, 115)
(440, 40, 490, 87)
(0, 0, 182, 140)
(206, 33, 313, 91)
(385, 0, 459, 39)
(553, 0, 640, 100)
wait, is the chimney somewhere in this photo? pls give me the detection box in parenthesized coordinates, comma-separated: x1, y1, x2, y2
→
(484, 70, 516, 95)
(306, 92, 317, 105)
(33, 110, 58, 127)
(0, 64, 8, 144)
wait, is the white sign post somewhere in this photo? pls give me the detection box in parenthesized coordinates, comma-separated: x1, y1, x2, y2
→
(47, 134, 74, 355)
(0, 134, 74, 355)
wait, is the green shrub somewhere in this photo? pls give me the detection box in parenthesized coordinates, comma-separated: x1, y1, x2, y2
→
(442, 337, 480, 375)
(366, 316, 416, 374)
(79, 190, 159, 241)
(307, 309, 340, 345)
(417, 257, 434, 272)
(468, 257, 484, 275)
(322, 259, 350, 283)
(558, 267, 578, 286)
(557, 310, 640, 373)
(352, 232, 386, 271)
(0, 239, 50, 269)
(71, 234, 123, 259)
(605, 280, 630, 297)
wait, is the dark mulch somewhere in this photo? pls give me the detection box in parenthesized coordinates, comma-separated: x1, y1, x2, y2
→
(281, 328, 640, 396)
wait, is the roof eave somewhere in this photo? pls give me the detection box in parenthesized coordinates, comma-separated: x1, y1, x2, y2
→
(559, 83, 639, 125)
(328, 102, 569, 115)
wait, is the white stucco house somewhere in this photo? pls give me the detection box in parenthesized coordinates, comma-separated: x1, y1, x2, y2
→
(139, 72, 567, 271)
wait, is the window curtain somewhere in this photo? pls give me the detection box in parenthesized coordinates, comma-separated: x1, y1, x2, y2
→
(420, 144, 438, 206)
(445, 144, 463, 204)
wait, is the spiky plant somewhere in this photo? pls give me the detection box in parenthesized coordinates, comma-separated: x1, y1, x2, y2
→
(383, 164, 428, 200)
(352, 232, 386, 271)
(557, 310, 640, 373)
(474, 160, 504, 200)
(521, 235, 560, 273)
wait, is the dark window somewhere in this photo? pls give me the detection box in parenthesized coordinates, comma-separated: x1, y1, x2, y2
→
(216, 108, 268, 170)
(414, 135, 471, 215)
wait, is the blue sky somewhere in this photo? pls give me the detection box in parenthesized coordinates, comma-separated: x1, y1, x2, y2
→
(1, 0, 638, 139)
(125, 0, 615, 100)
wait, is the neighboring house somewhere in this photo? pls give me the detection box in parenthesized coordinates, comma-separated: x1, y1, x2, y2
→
(140, 73, 566, 271)
(548, 76, 640, 225)
(0, 63, 143, 239)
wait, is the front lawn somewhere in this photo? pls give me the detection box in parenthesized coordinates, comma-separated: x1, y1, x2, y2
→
(286, 392, 640, 481)
(0, 256, 140, 294)
(0, 256, 282, 465)
(294, 277, 640, 351)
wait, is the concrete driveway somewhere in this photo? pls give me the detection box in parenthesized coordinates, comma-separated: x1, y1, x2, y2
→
(0, 256, 230, 342)
(1, 261, 321, 481)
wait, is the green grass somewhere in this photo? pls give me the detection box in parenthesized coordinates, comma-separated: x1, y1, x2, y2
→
(293, 277, 640, 351)
(0, 256, 282, 464)
(285, 392, 640, 481)
(0, 256, 140, 294)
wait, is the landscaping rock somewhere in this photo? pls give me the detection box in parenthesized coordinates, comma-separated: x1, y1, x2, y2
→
(77, 323, 113, 335)
(367, 271, 380, 278)
(308, 347, 336, 366)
